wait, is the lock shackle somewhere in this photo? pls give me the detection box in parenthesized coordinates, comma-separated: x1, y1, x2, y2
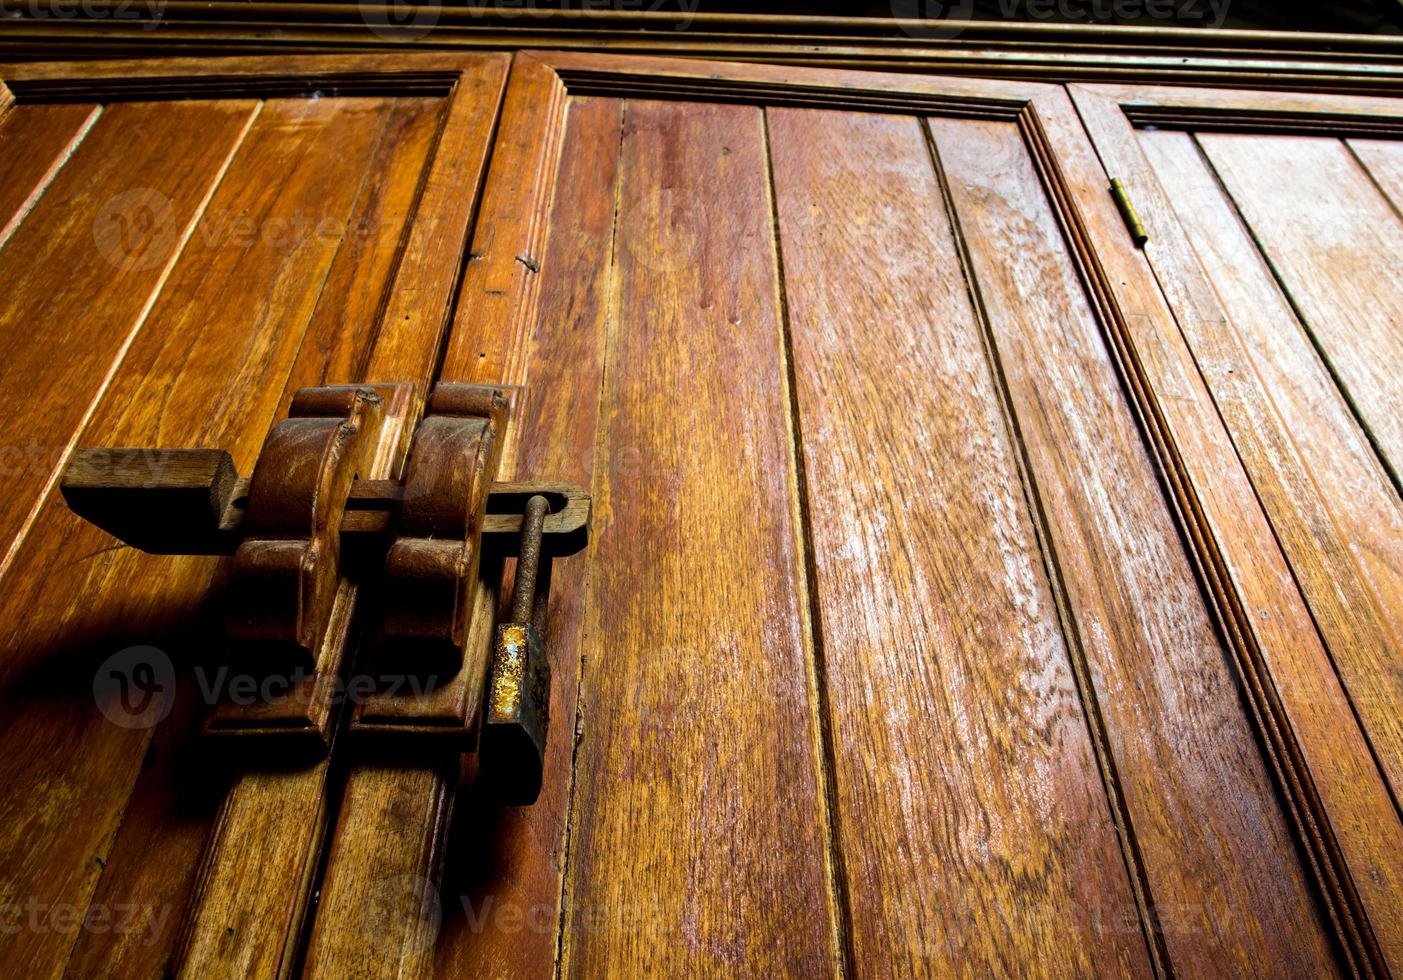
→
(508, 494, 551, 624)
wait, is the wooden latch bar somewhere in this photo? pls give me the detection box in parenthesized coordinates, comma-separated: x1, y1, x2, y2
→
(60, 382, 589, 803)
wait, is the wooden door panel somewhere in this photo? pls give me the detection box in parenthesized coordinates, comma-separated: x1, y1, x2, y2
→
(771, 107, 1147, 976)
(422, 62, 1354, 974)
(434, 95, 620, 980)
(1141, 129, 1403, 800)
(0, 92, 394, 978)
(1196, 134, 1403, 487)
(0, 100, 255, 567)
(1072, 82, 1403, 975)
(1351, 138, 1403, 207)
(557, 97, 840, 977)
(930, 116, 1339, 978)
(0, 51, 1394, 979)
(428, 60, 1367, 976)
(0, 55, 509, 979)
(0, 102, 98, 243)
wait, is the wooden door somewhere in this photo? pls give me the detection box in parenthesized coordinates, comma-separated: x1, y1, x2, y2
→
(0, 52, 515, 978)
(1068, 83, 1403, 977)
(0, 51, 1397, 978)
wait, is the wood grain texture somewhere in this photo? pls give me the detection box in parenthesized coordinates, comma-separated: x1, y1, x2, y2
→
(280, 95, 446, 401)
(1143, 127, 1403, 813)
(0, 94, 398, 980)
(302, 53, 566, 980)
(0, 101, 98, 245)
(1065, 84, 1403, 973)
(60, 81, 481, 972)
(302, 763, 457, 980)
(769, 106, 1146, 976)
(1350, 138, 1403, 210)
(1198, 132, 1403, 490)
(0, 99, 255, 569)
(362, 55, 510, 386)
(932, 114, 1338, 977)
(560, 98, 840, 976)
(435, 96, 621, 980)
(175, 393, 417, 980)
(437, 53, 566, 391)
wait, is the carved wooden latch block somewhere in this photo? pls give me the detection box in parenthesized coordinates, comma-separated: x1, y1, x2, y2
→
(60, 382, 588, 805)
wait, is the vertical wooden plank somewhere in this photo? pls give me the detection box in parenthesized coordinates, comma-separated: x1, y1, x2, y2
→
(933, 115, 1339, 977)
(0, 95, 395, 980)
(0, 100, 256, 569)
(0, 102, 99, 245)
(361, 55, 510, 386)
(1349, 138, 1403, 212)
(1198, 133, 1403, 487)
(1064, 85, 1403, 973)
(281, 96, 448, 400)
(768, 107, 1148, 976)
(561, 99, 839, 976)
(64, 95, 454, 980)
(434, 96, 622, 979)
(300, 54, 557, 980)
(437, 53, 566, 389)
(1143, 128, 1403, 810)
(173, 66, 507, 974)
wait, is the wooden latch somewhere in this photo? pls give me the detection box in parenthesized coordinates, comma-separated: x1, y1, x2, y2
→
(60, 382, 589, 804)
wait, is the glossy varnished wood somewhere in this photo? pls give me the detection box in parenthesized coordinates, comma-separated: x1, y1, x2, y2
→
(438, 52, 566, 392)
(0, 99, 255, 567)
(1350, 137, 1403, 208)
(931, 114, 1338, 976)
(0, 45, 1398, 979)
(0, 53, 506, 979)
(361, 54, 510, 386)
(0, 93, 411, 979)
(435, 95, 622, 979)
(1066, 83, 1403, 973)
(1142, 126, 1403, 808)
(1198, 132, 1403, 491)
(769, 106, 1147, 975)
(0, 101, 97, 243)
(560, 98, 840, 975)
(299, 50, 563, 980)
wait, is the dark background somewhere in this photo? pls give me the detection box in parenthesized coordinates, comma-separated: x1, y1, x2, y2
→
(503, 1, 1403, 34)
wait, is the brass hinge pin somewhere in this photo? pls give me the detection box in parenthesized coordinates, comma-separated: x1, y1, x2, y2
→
(1110, 177, 1149, 249)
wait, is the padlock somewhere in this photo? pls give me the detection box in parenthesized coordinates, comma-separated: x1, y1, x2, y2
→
(480, 494, 553, 805)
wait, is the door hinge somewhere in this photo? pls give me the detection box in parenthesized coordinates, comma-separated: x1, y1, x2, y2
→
(1109, 177, 1149, 249)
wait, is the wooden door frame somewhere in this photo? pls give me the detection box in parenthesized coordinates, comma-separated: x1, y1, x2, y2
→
(4, 8, 1403, 93)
